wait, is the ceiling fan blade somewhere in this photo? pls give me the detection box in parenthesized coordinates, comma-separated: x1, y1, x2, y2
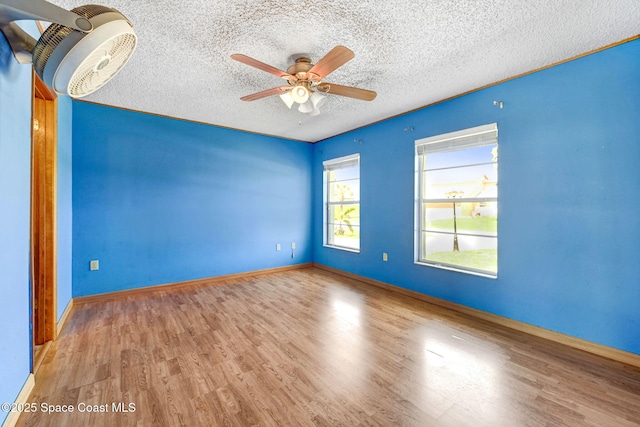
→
(317, 83, 377, 101)
(308, 46, 354, 79)
(240, 86, 291, 101)
(231, 54, 296, 82)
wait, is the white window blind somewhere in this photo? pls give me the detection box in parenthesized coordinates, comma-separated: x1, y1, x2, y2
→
(323, 153, 360, 170)
(416, 123, 498, 155)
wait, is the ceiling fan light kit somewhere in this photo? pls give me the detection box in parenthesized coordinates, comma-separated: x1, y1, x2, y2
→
(0, 0, 136, 98)
(310, 91, 326, 109)
(291, 85, 309, 104)
(231, 46, 376, 117)
(297, 99, 315, 114)
(279, 91, 294, 109)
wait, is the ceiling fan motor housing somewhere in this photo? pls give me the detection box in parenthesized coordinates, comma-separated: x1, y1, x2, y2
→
(287, 57, 313, 76)
(33, 4, 137, 98)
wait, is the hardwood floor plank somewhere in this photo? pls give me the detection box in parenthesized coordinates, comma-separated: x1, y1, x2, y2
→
(17, 267, 640, 426)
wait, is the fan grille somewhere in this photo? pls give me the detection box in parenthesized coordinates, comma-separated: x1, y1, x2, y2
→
(67, 32, 136, 97)
(33, 5, 115, 78)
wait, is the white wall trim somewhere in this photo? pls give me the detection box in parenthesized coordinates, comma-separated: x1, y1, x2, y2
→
(57, 299, 74, 337)
(2, 373, 35, 427)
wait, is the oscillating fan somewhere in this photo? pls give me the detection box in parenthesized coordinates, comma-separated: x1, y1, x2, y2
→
(0, 0, 136, 98)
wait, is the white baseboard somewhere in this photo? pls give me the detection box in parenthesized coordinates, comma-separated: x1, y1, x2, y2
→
(74, 263, 313, 305)
(57, 299, 74, 337)
(2, 373, 35, 427)
(313, 263, 640, 368)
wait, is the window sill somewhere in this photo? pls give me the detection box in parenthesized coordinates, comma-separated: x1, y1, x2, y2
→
(324, 245, 360, 254)
(415, 261, 497, 279)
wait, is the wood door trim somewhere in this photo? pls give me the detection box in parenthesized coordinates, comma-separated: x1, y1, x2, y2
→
(34, 74, 57, 101)
(32, 74, 58, 350)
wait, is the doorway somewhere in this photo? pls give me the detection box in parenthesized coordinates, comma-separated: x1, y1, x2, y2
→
(31, 72, 57, 373)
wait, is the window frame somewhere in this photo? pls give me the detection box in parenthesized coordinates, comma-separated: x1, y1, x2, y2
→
(414, 123, 498, 278)
(323, 153, 361, 253)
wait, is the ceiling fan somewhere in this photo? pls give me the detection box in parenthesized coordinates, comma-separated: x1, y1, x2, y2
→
(231, 46, 376, 116)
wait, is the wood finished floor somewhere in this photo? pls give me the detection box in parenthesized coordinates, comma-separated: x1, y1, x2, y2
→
(17, 267, 640, 427)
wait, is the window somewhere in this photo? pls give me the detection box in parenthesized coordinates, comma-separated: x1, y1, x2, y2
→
(415, 123, 498, 277)
(323, 154, 360, 251)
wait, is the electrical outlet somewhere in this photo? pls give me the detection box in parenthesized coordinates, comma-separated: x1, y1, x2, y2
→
(291, 242, 296, 249)
(383, 253, 388, 262)
(276, 243, 281, 251)
(90, 260, 99, 271)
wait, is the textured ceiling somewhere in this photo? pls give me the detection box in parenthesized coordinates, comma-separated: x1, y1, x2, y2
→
(50, 0, 640, 142)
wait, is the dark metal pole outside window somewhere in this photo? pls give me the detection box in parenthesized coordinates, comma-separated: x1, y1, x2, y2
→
(447, 190, 464, 251)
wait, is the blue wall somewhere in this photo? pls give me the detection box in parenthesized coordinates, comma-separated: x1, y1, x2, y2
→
(2, 34, 638, 422)
(313, 39, 640, 355)
(0, 31, 33, 425)
(72, 104, 313, 297)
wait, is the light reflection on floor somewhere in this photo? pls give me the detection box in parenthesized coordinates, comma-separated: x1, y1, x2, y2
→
(315, 280, 518, 424)
(322, 288, 367, 385)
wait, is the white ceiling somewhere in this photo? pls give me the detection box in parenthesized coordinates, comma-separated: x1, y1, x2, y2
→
(51, 0, 640, 142)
